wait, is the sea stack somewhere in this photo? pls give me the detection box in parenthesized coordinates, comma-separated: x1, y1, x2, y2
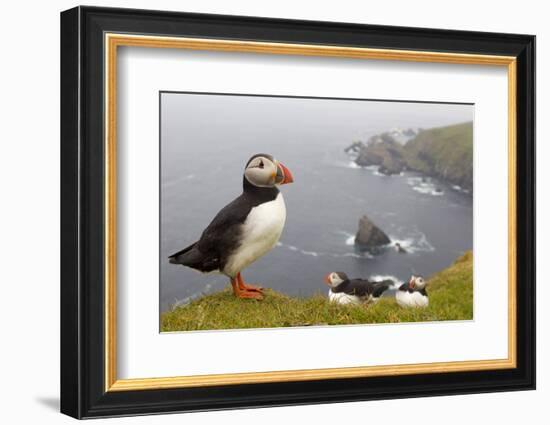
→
(355, 214, 391, 251)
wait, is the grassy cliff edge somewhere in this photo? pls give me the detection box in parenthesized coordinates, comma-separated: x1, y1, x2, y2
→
(404, 122, 474, 190)
(161, 251, 473, 332)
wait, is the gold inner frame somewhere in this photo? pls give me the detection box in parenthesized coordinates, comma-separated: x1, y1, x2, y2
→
(104, 33, 517, 392)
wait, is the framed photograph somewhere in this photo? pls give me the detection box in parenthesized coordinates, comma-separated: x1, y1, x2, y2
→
(60, 6, 535, 419)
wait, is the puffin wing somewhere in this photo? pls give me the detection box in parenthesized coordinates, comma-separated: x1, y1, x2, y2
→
(398, 282, 410, 291)
(346, 279, 374, 297)
(168, 195, 251, 273)
(371, 280, 392, 297)
(345, 279, 392, 298)
(168, 241, 221, 272)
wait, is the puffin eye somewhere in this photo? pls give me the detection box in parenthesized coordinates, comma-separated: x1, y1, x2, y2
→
(259, 160, 264, 169)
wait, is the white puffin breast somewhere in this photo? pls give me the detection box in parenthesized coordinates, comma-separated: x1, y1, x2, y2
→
(395, 290, 429, 308)
(223, 193, 286, 277)
(328, 290, 362, 305)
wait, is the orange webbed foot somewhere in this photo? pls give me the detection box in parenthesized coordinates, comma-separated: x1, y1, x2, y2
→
(236, 290, 264, 300)
(236, 273, 264, 293)
(231, 275, 264, 300)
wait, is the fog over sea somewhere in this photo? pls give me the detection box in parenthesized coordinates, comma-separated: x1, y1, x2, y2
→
(160, 93, 473, 312)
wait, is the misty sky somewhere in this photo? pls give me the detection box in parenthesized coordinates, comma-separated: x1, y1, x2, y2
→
(161, 93, 473, 148)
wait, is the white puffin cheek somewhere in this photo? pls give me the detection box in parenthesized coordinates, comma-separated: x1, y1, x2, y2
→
(332, 275, 343, 286)
(245, 167, 270, 187)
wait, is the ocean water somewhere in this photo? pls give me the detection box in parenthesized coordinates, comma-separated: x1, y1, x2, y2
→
(160, 94, 473, 312)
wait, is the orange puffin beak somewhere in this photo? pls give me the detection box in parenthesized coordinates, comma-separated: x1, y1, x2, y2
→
(324, 273, 332, 286)
(277, 162, 294, 185)
(408, 277, 415, 290)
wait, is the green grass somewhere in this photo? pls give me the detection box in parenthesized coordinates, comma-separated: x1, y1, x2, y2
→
(161, 251, 473, 332)
(404, 121, 473, 190)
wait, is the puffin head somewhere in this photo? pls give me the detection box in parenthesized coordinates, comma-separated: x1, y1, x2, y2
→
(324, 272, 348, 288)
(408, 275, 426, 290)
(244, 154, 294, 188)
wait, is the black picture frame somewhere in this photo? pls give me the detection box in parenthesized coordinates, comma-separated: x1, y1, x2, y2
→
(61, 5, 535, 419)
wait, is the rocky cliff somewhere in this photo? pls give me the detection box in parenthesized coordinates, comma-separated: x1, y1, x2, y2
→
(355, 214, 391, 251)
(347, 122, 473, 192)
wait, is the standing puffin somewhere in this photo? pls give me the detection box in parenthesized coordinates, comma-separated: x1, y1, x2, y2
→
(324, 272, 393, 305)
(169, 154, 293, 300)
(395, 275, 429, 308)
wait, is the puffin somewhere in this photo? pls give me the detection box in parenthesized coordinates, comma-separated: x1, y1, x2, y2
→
(168, 154, 293, 300)
(395, 275, 429, 308)
(324, 272, 393, 305)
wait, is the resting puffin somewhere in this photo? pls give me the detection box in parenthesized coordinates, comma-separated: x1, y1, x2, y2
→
(324, 272, 392, 305)
(395, 275, 429, 308)
(168, 154, 293, 300)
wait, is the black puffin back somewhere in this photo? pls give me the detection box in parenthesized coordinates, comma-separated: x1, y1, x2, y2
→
(333, 278, 392, 298)
(333, 279, 370, 296)
(168, 242, 220, 272)
(371, 280, 392, 297)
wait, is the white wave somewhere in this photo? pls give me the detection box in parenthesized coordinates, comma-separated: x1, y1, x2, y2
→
(374, 169, 405, 177)
(341, 230, 434, 256)
(333, 158, 362, 169)
(334, 230, 356, 246)
(345, 235, 356, 246)
(389, 231, 435, 254)
(369, 274, 404, 288)
(416, 231, 435, 252)
(332, 252, 374, 259)
(348, 164, 403, 178)
(412, 185, 444, 196)
(277, 229, 434, 261)
(409, 177, 444, 196)
(301, 250, 319, 257)
(169, 297, 192, 310)
(278, 239, 373, 260)
(168, 277, 229, 309)
(170, 287, 211, 309)
(277, 242, 320, 257)
(276, 242, 299, 251)
(452, 184, 470, 194)
(407, 176, 424, 186)
(341, 161, 394, 176)
(409, 175, 457, 196)
(389, 236, 414, 250)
